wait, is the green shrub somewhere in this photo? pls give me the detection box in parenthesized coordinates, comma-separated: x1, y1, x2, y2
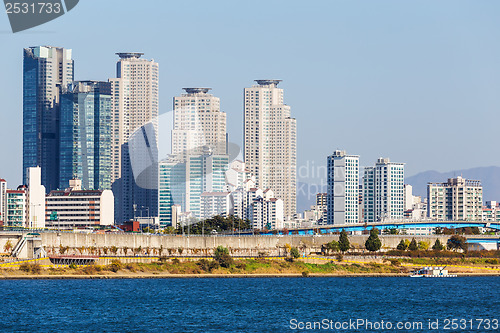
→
(214, 246, 233, 268)
(108, 259, 123, 272)
(290, 247, 300, 259)
(485, 258, 499, 265)
(19, 263, 41, 274)
(197, 259, 220, 272)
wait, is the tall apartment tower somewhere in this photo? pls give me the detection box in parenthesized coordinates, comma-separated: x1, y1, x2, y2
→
(427, 176, 482, 221)
(0, 179, 6, 224)
(363, 158, 405, 223)
(109, 53, 159, 222)
(326, 150, 359, 225)
(59, 81, 112, 190)
(172, 88, 227, 161)
(244, 80, 296, 220)
(23, 46, 74, 191)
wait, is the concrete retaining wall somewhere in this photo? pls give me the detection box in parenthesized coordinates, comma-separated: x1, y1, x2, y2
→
(39, 233, 454, 257)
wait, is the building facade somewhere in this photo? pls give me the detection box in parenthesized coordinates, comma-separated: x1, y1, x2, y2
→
(59, 81, 112, 190)
(363, 158, 405, 223)
(45, 179, 114, 228)
(5, 189, 26, 227)
(185, 150, 229, 219)
(109, 53, 159, 223)
(327, 150, 359, 225)
(200, 192, 231, 219)
(427, 176, 483, 221)
(172, 88, 227, 161)
(158, 157, 186, 227)
(25, 167, 46, 228)
(23, 46, 74, 192)
(0, 179, 6, 224)
(244, 80, 296, 219)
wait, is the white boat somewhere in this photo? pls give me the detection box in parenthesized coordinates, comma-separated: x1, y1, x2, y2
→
(410, 266, 457, 278)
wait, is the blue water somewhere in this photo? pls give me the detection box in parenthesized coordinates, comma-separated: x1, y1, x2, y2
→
(0, 277, 499, 332)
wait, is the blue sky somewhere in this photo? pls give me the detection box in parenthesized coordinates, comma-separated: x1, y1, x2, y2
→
(1, 0, 500, 186)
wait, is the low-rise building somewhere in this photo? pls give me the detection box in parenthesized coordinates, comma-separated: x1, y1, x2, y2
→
(5, 188, 26, 227)
(45, 179, 114, 228)
(482, 201, 500, 221)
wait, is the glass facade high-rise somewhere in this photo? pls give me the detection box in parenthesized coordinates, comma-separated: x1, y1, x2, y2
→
(158, 157, 186, 227)
(23, 46, 74, 192)
(59, 81, 112, 190)
(186, 150, 229, 218)
(158, 149, 229, 226)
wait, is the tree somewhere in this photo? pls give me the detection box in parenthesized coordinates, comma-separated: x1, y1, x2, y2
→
(290, 247, 300, 259)
(418, 241, 429, 251)
(396, 239, 408, 251)
(408, 238, 418, 251)
(3, 240, 13, 253)
(324, 240, 339, 255)
(432, 239, 444, 251)
(365, 228, 382, 252)
(214, 246, 233, 268)
(338, 229, 350, 253)
(180, 215, 251, 235)
(447, 235, 468, 252)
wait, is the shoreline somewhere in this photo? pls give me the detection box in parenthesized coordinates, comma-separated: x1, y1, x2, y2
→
(1, 272, 500, 280)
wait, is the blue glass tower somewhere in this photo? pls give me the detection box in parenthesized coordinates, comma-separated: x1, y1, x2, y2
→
(59, 81, 112, 190)
(23, 46, 74, 191)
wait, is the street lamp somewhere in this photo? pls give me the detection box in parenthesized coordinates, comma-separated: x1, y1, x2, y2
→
(29, 203, 42, 229)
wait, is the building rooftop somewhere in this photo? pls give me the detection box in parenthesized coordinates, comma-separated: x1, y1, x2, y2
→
(255, 79, 282, 86)
(116, 52, 144, 59)
(201, 192, 230, 196)
(183, 88, 212, 94)
(48, 190, 103, 196)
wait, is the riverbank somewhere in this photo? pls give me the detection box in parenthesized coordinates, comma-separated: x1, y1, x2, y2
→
(1, 257, 499, 279)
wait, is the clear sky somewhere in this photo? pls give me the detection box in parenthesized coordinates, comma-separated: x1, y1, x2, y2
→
(1, 0, 500, 186)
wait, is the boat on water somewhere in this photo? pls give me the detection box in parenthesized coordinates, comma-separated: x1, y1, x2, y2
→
(410, 266, 457, 278)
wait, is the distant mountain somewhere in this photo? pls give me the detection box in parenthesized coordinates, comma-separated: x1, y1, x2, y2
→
(405, 166, 500, 202)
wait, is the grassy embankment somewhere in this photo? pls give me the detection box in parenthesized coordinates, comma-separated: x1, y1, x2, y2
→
(0, 258, 407, 277)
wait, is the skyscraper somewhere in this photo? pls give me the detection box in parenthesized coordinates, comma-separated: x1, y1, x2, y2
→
(59, 81, 112, 190)
(244, 80, 296, 219)
(172, 88, 227, 161)
(109, 53, 159, 222)
(363, 158, 405, 223)
(327, 150, 359, 225)
(23, 46, 74, 191)
(158, 157, 186, 227)
(185, 148, 229, 218)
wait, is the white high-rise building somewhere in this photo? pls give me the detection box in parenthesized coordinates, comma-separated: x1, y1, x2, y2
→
(172, 88, 226, 161)
(26, 167, 46, 228)
(244, 80, 296, 219)
(225, 160, 250, 192)
(363, 158, 405, 223)
(326, 150, 359, 225)
(427, 176, 482, 221)
(109, 53, 159, 222)
(0, 178, 6, 224)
